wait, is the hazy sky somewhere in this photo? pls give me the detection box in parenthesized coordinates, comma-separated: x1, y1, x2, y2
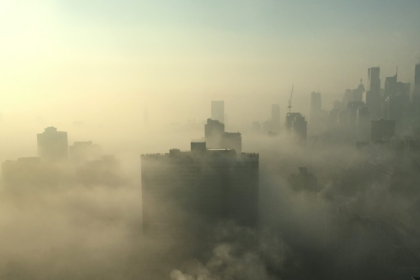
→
(1, 0, 420, 125)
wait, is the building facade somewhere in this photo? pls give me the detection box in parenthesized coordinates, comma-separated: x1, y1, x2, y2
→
(37, 127, 68, 162)
(141, 146, 259, 234)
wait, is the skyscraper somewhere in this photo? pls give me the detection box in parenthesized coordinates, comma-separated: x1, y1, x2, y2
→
(384, 73, 398, 99)
(310, 92, 322, 132)
(37, 127, 68, 162)
(204, 119, 242, 153)
(211, 101, 225, 123)
(357, 105, 370, 142)
(366, 67, 382, 120)
(286, 112, 307, 142)
(368, 67, 381, 93)
(413, 64, 420, 110)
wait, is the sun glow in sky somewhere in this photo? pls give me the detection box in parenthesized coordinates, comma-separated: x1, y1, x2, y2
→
(1, 0, 420, 125)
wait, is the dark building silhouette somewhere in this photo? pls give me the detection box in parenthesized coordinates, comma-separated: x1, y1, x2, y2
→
(371, 119, 396, 142)
(211, 100, 225, 124)
(357, 105, 370, 142)
(141, 144, 259, 234)
(310, 92, 322, 132)
(366, 67, 382, 120)
(368, 67, 381, 93)
(413, 64, 420, 112)
(204, 119, 242, 153)
(69, 141, 101, 164)
(37, 127, 68, 162)
(191, 141, 207, 153)
(383, 71, 410, 133)
(286, 112, 307, 141)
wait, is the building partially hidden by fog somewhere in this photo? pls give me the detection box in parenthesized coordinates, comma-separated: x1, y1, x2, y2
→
(413, 64, 420, 115)
(286, 112, 307, 141)
(357, 105, 370, 142)
(69, 141, 101, 164)
(141, 141, 259, 234)
(211, 100, 225, 124)
(366, 67, 382, 120)
(371, 119, 396, 143)
(205, 119, 242, 153)
(37, 127, 68, 162)
(310, 92, 322, 132)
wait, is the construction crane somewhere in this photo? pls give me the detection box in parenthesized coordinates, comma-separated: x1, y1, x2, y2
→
(287, 85, 294, 113)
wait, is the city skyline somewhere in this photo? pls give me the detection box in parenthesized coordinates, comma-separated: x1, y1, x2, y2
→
(2, 2, 420, 279)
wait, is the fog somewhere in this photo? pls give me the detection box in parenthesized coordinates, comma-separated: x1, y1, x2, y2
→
(2, 0, 420, 279)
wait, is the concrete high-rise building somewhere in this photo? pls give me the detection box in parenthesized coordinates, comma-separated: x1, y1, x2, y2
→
(141, 144, 259, 234)
(211, 101, 225, 123)
(413, 64, 420, 111)
(37, 127, 68, 162)
(366, 67, 382, 120)
(222, 132, 242, 154)
(371, 119, 396, 142)
(204, 119, 242, 153)
(271, 104, 280, 132)
(384, 73, 398, 99)
(205, 119, 225, 148)
(357, 105, 370, 142)
(368, 67, 381, 93)
(286, 112, 307, 142)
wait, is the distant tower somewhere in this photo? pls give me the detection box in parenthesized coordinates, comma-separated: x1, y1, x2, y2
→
(271, 104, 280, 132)
(366, 67, 382, 120)
(37, 127, 68, 162)
(415, 64, 420, 88)
(310, 92, 322, 132)
(368, 67, 381, 93)
(286, 112, 307, 142)
(356, 105, 370, 142)
(413, 64, 420, 110)
(211, 101, 225, 123)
